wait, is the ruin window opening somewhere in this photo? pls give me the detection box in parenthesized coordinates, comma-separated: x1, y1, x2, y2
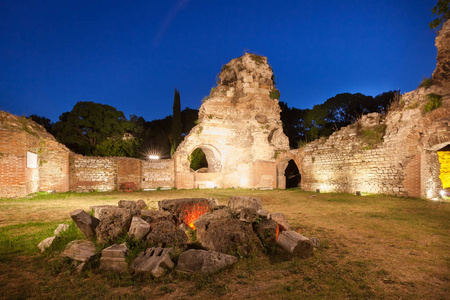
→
(285, 159, 301, 189)
(190, 148, 208, 172)
(437, 144, 450, 195)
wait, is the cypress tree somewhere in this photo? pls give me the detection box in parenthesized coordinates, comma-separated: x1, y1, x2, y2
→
(171, 88, 182, 156)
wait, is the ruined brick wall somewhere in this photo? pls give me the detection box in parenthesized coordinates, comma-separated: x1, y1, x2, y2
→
(117, 157, 142, 190)
(281, 86, 449, 198)
(141, 159, 174, 189)
(0, 130, 27, 197)
(38, 140, 70, 193)
(69, 153, 117, 192)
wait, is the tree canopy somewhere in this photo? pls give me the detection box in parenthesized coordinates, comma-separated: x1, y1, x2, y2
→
(430, 0, 450, 31)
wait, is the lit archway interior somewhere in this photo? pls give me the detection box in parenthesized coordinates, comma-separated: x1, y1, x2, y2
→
(189, 145, 222, 173)
(285, 159, 301, 189)
(437, 144, 450, 190)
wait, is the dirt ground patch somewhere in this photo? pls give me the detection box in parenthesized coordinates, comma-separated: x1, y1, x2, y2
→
(0, 189, 449, 299)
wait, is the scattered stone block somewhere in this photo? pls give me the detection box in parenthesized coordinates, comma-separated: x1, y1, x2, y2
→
(128, 216, 151, 240)
(100, 243, 128, 272)
(54, 224, 69, 236)
(158, 198, 218, 227)
(176, 249, 238, 275)
(95, 207, 134, 244)
(228, 196, 263, 213)
(277, 231, 314, 259)
(253, 219, 279, 245)
(118, 200, 141, 216)
(257, 209, 268, 218)
(60, 240, 96, 262)
(90, 205, 117, 219)
(38, 236, 58, 252)
(140, 210, 174, 226)
(70, 209, 100, 240)
(146, 221, 188, 252)
(193, 208, 232, 241)
(239, 207, 258, 223)
(132, 247, 174, 277)
(195, 218, 262, 257)
(268, 212, 290, 231)
(136, 199, 147, 210)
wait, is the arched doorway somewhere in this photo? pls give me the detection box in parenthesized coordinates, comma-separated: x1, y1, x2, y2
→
(189, 145, 222, 173)
(285, 159, 301, 189)
(190, 148, 208, 172)
(437, 144, 450, 198)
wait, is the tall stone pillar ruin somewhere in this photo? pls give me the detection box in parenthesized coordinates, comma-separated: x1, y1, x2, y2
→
(173, 53, 289, 189)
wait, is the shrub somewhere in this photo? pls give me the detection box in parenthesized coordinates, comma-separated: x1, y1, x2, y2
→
(419, 77, 433, 88)
(423, 93, 442, 113)
(270, 89, 280, 100)
(360, 124, 387, 149)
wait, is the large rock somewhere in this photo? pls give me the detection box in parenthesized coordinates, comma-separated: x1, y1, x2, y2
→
(228, 196, 263, 214)
(239, 207, 258, 223)
(140, 210, 174, 226)
(193, 208, 232, 241)
(196, 218, 262, 257)
(132, 247, 174, 277)
(128, 216, 151, 240)
(100, 243, 128, 272)
(60, 240, 97, 262)
(70, 209, 99, 240)
(253, 219, 279, 246)
(118, 200, 141, 216)
(136, 199, 147, 210)
(158, 198, 218, 228)
(277, 231, 314, 259)
(176, 249, 238, 274)
(89, 205, 117, 219)
(268, 212, 290, 231)
(146, 220, 188, 252)
(95, 207, 134, 244)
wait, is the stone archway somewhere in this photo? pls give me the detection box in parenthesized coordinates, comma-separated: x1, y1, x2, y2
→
(285, 159, 301, 189)
(276, 150, 302, 189)
(189, 144, 222, 173)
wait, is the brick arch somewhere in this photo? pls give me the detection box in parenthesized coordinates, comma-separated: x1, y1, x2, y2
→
(187, 144, 222, 173)
(276, 150, 302, 189)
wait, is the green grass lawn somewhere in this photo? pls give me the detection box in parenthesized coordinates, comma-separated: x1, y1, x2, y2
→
(0, 189, 449, 299)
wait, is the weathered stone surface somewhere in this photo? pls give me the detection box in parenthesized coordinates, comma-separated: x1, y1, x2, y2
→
(90, 205, 117, 219)
(95, 207, 134, 244)
(100, 243, 128, 272)
(158, 198, 218, 227)
(239, 207, 258, 223)
(54, 224, 69, 236)
(176, 249, 238, 275)
(128, 216, 151, 240)
(140, 210, 174, 225)
(60, 240, 96, 262)
(172, 53, 289, 190)
(38, 236, 58, 252)
(253, 219, 279, 245)
(277, 231, 314, 259)
(433, 19, 450, 83)
(132, 247, 174, 277)
(195, 218, 262, 257)
(257, 209, 268, 218)
(228, 196, 263, 213)
(136, 199, 147, 210)
(118, 200, 141, 216)
(268, 212, 290, 231)
(70, 209, 99, 240)
(193, 208, 232, 241)
(146, 220, 188, 251)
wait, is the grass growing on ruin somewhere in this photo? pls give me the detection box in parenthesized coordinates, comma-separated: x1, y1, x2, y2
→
(0, 189, 449, 299)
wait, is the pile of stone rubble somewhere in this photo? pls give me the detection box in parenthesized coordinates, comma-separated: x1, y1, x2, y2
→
(39, 196, 319, 276)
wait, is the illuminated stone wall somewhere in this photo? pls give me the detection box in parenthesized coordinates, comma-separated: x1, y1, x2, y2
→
(173, 53, 289, 189)
(0, 112, 70, 197)
(141, 159, 174, 189)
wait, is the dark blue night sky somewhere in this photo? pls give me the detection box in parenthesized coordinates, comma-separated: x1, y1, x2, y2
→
(0, 0, 438, 123)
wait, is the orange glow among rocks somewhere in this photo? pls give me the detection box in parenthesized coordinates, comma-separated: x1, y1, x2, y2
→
(181, 203, 210, 229)
(275, 224, 279, 240)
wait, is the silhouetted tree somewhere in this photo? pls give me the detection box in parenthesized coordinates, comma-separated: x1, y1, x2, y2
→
(430, 0, 450, 31)
(171, 88, 182, 156)
(28, 114, 53, 133)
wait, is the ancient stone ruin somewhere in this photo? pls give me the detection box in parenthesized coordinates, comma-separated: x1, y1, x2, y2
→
(1, 20, 449, 199)
(40, 197, 318, 276)
(173, 53, 290, 189)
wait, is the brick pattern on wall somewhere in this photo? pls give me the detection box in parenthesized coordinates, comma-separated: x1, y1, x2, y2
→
(141, 159, 174, 189)
(0, 130, 27, 197)
(117, 157, 141, 190)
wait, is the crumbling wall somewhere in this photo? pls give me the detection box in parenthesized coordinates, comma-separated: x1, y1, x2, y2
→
(141, 159, 174, 189)
(69, 154, 117, 192)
